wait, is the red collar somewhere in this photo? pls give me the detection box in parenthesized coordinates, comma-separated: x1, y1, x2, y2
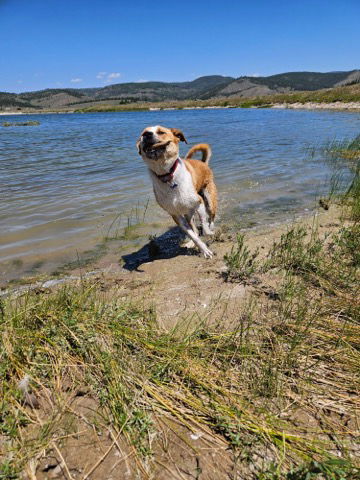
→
(155, 158, 180, 183)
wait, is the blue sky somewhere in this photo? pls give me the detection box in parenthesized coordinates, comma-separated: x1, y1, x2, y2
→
(1, 0, 359, 93)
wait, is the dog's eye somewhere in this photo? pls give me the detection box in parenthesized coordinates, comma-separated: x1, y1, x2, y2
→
(158, 131, 165, 135)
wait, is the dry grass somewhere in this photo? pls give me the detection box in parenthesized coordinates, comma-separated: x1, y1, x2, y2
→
(1, 273, 359, 478)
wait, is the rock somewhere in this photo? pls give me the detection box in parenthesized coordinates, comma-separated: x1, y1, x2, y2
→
(48, 464, 64, 479)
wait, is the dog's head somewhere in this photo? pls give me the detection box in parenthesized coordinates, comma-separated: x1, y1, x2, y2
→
(137, 125, 187, 170)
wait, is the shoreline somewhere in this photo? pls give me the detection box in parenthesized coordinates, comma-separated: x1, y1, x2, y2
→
(0, 204, 336, 299)
(1, 101, 360, 116)
(270, 101, 360, 110)
(0, 198, 326, 291)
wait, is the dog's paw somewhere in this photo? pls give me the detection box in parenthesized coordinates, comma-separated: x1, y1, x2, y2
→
(203, 222, 215, 236)
(202, 247, 214, 259)
(203, 227, 214, 236)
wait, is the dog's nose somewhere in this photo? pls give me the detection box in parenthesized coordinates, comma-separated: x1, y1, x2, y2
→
(142, 131, 153, 138)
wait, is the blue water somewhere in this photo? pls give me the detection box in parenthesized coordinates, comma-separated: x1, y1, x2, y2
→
(1, 108, 359, 279)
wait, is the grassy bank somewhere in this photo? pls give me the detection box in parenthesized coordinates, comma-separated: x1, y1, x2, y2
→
(1, 138, 359, 479)
(74, 84, 360, 113)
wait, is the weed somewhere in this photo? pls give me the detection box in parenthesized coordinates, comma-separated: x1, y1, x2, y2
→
(323, 135, 360, 164)
(260, 458, 358, 479)
(341, 225, 360, 266)
(224, 233, 259, 282)
(320, 136, 360, 221)
(0, 460, 18, 479)
(103, 199, 150, 241)
(266, 226, 324, 277)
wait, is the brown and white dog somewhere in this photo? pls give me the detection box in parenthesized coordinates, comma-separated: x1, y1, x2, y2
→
(137, 125, 217, 258)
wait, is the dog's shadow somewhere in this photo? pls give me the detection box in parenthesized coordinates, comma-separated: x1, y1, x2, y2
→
(121, 226, 196, 272)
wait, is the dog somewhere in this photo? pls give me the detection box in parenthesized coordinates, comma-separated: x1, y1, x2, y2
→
(137, 125, 217, 258)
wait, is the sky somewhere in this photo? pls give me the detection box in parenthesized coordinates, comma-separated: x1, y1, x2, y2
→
(1, 0, 359, 93)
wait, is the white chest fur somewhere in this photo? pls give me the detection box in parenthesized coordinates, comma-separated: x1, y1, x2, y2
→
(150, 159, 200, 216)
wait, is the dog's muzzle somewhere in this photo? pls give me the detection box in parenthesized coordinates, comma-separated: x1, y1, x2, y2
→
(142, 135, 170, 159)
(142, 131, 156, 148)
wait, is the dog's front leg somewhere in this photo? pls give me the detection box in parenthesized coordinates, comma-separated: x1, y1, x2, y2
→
(182, 212, 197, 249)
(174, 215, 213, 259)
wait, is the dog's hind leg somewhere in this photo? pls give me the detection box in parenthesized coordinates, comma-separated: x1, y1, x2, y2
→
(197, 199, 213, 236)
(202, 180, 217, 233)
(173, 215, 213, 258)
(185, 211, 199, 236)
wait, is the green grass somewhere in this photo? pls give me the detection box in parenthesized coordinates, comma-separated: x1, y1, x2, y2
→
(319, 136, 360, 221)
(323, 136, 360, 163)
(102, 200, 150, 241)
(260, 458, 357, 480)
(223, 233, 260, 282)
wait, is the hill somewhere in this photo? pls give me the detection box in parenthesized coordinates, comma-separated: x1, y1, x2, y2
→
(0, 76, 235, 112)
(76, 82, 360, 113)
(203, 70, 360, 99)
(78, 75, 235, 101)
(1, 70, 359, 112)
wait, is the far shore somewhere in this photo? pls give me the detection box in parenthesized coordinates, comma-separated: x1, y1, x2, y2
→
(270, 101, 360, 110)
(1, 100, 360, 116)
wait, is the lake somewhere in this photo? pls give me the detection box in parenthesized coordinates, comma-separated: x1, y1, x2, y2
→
(1, 108, 359, 282)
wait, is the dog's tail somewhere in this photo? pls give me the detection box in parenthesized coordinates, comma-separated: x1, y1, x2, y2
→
(185, 143, 212, 164)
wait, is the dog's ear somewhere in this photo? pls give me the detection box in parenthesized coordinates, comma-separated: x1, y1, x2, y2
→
(171, 128, 187, 144)
(136, 138, 141, 155)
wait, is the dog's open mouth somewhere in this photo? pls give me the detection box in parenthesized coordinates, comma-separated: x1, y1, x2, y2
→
(143, 140, 171, 159)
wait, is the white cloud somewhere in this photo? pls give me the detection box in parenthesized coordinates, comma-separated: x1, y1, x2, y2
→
(96, 71, 107, 79)
(71, 78, 83, 83)
(96, 72, 122, 83)
(248, 73, 260, 77)
(136, 78, 148, 83)
(107, 72, 121, 80)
